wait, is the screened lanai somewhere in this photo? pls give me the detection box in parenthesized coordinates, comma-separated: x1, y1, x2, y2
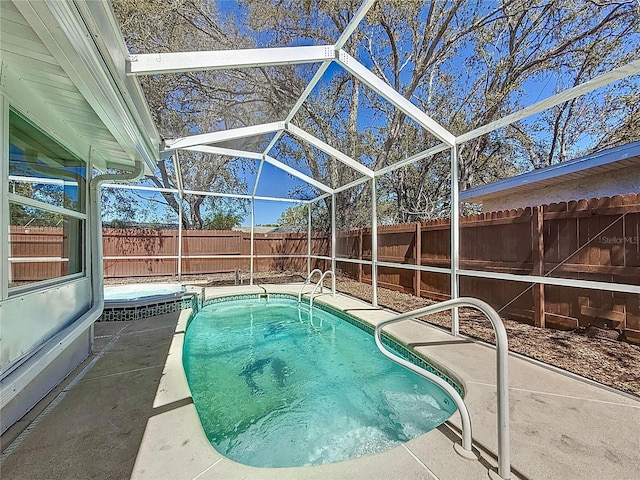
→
(3, 2, 640, 479)
(107, 0, 640, 331)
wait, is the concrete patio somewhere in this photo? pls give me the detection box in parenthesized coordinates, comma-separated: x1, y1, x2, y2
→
(1, 284, 638, 480)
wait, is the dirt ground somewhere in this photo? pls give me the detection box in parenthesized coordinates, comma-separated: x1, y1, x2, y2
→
(332, 276, 640, 398)
(105, 272, 640, 397)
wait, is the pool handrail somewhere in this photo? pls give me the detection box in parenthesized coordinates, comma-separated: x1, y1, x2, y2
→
(298, 269, 324, 303)
(309, 270, 335, 310)
(374, 297, 510, 480)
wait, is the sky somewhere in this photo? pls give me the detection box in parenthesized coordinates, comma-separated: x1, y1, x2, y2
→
(102, 164, 308, 226)
(242, 177, 304, 226)
(249, 199, 302, 226)
(110, 0, 639, 227)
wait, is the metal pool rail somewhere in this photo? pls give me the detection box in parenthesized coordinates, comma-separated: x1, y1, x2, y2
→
(298, 269, 335, 307)
(308, 270, 335, 310)
(374, 297, 511, 480)
(297, 269, 323, 303)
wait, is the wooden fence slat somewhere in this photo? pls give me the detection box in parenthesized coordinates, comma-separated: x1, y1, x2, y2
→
(9, 193, 640, 342)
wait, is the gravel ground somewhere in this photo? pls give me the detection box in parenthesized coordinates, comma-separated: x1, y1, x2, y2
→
(105, 272, 640, 397)
(333, 277, 640, 398)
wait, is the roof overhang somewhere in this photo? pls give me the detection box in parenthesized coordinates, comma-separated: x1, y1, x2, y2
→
(460, 141, 640, 203)
(0, 0, 160, 173)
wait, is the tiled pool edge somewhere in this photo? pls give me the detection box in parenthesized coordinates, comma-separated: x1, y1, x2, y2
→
(98, 294, 198, 322)
(192, 292, 464, 396)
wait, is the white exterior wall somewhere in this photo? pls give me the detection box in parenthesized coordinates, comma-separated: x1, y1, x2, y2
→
(0, 91, 97, 434)
(0, 0, 158, 434)
(480, 166, 640, 212)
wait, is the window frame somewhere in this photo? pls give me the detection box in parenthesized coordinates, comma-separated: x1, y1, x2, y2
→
(1, 96, 9, 300)
(4, 105, 90, 296)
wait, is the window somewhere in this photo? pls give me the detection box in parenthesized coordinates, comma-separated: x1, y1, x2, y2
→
(7, 110, 86, 289)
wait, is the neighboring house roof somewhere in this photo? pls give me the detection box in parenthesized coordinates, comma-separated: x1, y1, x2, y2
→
(460, 141, 640, 204)
(233, 226, 279, 234)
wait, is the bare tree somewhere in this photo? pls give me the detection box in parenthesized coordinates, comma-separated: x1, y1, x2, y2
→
(114, 0, 640, 228)
(113, 0, 289, 228)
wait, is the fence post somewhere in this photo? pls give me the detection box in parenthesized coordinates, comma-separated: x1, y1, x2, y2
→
(532, 205, 545, 328)
(415, 221, 421, 297)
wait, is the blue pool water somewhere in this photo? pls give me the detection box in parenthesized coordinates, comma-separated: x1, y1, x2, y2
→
(183, 297, 457, 467)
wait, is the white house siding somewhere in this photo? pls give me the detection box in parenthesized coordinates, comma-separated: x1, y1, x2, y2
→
(479, 165, 640, 212)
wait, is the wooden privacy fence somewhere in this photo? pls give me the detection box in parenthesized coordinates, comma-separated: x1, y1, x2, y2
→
(101, 229, 330, 277)
(9, 226, 70, 284)
(335, 193, 640, 343)
(8, 193, 640, 342)
(8, 227, 328, 283)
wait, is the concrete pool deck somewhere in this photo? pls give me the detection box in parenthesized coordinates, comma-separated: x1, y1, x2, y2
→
(1, 284, 638, 479)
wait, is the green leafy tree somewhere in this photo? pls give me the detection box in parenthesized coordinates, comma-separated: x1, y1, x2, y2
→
(204, 212, 243, 230)
(277, 204, 308, 232)
(277, 202, 334, 232)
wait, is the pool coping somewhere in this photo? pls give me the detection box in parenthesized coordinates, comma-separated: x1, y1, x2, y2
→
(131, 288, 487, 480)
(129, 284, 640, 480)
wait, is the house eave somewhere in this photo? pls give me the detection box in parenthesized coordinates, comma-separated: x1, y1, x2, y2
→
(460, 141, 640, 203)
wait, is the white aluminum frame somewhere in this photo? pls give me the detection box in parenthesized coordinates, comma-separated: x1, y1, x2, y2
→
(284, 62, 333, 125)
(250, 198, 255, 284)
(285, 123, 375, 179)
(173, 153, 184, 280)
(307, 203, 312, 277)
(7, 193, 88, 220)
(166, 122, 284, 150)
(184, 145, 262, 160)
(264, 155, 333, 193)
(371, 177, 379, 306)
(107, 0, 640, 302)
(450, 145, 460, 335)
(102, 182, 308, 204)
(184, 145, 333, 194)
(336, 50, 456, 146)
(127, 45, 335, 75)
(8, 176, 80, 188)
(103, 254, 310, 260)
(94, 7, 640, 477)
(457, 58, 640, 145)
(1, 96, 9, 300)
(334, 0, 377, 50)
(331, 193, 337, 293)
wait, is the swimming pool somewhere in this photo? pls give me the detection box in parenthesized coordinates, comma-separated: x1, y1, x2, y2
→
(183, 295, 459, 467)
